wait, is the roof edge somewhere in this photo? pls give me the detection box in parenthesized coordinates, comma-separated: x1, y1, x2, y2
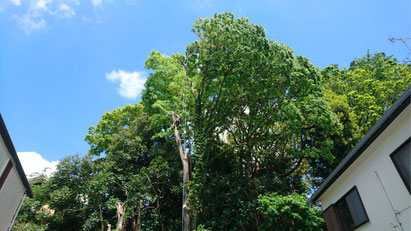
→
(310, 86, 411, 203)
(0, 113, 33, 198)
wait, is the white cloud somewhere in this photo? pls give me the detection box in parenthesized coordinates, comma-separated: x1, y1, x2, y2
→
(91, 0, 102, 6)
(9, 0, 79, 33)
(15, 14, 47, 33)
(9, 0, 21, 6)
(58, 3, 75, 18)
(91, 0, 116, 7)
(106, 69, 146, 100)
(17, 152, 59, 178)
(34, 0, 51, 11)
(5, 0, 136, 33)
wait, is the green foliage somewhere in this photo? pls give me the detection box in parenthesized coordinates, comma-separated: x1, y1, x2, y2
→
(257, 193, 324, 231)
(85, 106, 182, 230)
(47, 154, 94, 231)
(12, 176, 50, 231)
(143, 51, 193, 135)
(315, 52, 411, 179)
(14, 14, 411, 231)
(85, 104, 144, 155)
(14, 155, 96, 231)
(183, 14, 341, 226)
(323, 52, 411, 135)
(12, 222, 47, 231)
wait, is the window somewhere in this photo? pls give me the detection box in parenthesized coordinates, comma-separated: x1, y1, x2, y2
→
(390, 138, 410, 194)
(323, 187, 369, 231)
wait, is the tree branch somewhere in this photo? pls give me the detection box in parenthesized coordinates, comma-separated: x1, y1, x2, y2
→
(180, 53, 196, 98)
(282, 157, 304, 178)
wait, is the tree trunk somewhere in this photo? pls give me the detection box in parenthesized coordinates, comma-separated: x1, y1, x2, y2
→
(137, 199, 143, 231)
(131, 208, 137, 231)
(116, 202, 126, 231)
(107, 224, 111, 231)
(147, 175, 165, 231)
(172, 111, 192, 231)
(156, 195, 165, 231)
(131, 200, 142, 231)
(98, 203, 104, 231)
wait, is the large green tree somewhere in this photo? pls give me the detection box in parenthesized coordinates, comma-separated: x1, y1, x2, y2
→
(15, 13, 411, 231)
(85, 104, 182, 230)
(142, 13, 340, 230)
(315, 52, 411, 179)
(142, 51, 195, 230)
(44, 154, 94, 231)
(323, 52, 410, 135)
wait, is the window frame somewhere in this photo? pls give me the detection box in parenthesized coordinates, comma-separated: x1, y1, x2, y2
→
(390, 137, 411, 195)
(323, 186, 369, 231)
(336, 186, 369, 229)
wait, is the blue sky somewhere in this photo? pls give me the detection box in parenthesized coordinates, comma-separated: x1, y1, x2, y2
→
(0, 0, 410, 175)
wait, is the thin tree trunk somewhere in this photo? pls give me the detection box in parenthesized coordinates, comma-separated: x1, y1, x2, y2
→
(131, 208, 137, 231)
(172, 111, 192, 231)
(156, 196, 165, 231)
(254, 211, 261, 231)
(98, 203, 104, 231)
(107, 224, 111, 231)
(137, 199, 143, 231)
(116, 202, 126, 231)
(147, 175, 165, 231)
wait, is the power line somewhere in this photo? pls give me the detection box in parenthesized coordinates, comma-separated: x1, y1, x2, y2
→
(388, 37, 411, 64)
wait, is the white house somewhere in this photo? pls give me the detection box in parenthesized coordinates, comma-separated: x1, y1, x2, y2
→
(311, 86, 410, 231)
(0, 114, 32, 231)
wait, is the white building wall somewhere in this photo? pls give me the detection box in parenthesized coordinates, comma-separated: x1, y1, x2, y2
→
(0, 137, 10, 172)
(0, 134, 27, 231)
(0, 167, 26, 231)
(319, 105, 411, 231)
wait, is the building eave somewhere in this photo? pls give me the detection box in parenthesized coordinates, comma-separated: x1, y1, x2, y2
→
(0, 113, 33, 198)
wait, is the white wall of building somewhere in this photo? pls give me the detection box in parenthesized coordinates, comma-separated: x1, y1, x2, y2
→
(0, 167, 26, 231)
(0, 134, 27, 231)
(319, 105, 411, 231)
(0, 137, 10, 173)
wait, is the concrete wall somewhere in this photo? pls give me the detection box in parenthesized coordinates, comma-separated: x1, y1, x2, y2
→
(319, 105, 411, 231)
(0, 135, 26, 231)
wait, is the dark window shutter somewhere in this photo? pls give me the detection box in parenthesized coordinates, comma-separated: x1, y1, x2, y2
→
(345, 188, 368, 227)
(391, 138, 410, 194)
(327, 186, 370, 230)
(323, 204, 344, 231)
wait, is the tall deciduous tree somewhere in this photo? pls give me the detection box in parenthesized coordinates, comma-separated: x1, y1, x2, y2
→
(47, 154, 94, 231)
(143, 13, 340, 230)
(85, 104, 182, 230)
(143, 51, 195, 230)
(16, 14, 411, 231)
(187, 13, 340, 229)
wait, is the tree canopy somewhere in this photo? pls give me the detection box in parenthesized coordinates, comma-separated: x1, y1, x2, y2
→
(314, 51, 411, 179)
(13, 13, 411, 231)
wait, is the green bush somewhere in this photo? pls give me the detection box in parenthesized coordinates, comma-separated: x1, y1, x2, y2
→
(257, 193, 324, 231)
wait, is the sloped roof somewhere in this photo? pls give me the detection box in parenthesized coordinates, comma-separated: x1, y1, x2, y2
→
(311, 86, 411, 203)
(0, 113, 33, 197)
